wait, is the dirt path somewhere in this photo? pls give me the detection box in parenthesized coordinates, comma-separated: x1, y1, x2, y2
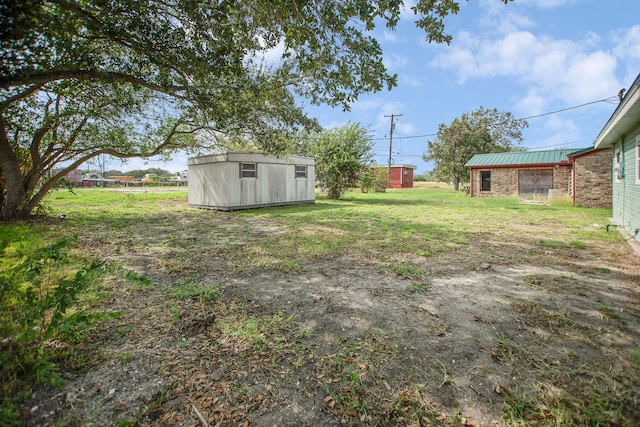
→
(22, 207, 640, 426)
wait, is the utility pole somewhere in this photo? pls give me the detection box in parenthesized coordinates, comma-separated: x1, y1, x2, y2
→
(384, 113, 402, 188)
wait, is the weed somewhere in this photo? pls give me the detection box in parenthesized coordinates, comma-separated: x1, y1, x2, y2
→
(166, 282, 220, 301)
(523, 275, 543, 286)
(170, 306, 181, 325)
(599, 304, 626, 324)
(122, 269, 153, 289)
(630, 350, 640, 369)
(119, 352, 133, 363)
(538, 239, 564, 249)
(407, 281, 429, 293)
(122, 194, 135, 208)
(570, 240, 587, 249)
(502, 387, 537, 422)
(389, 263, 423, 279)
(113, 325, 133, 341)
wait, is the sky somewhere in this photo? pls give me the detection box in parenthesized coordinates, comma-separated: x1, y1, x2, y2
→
(111, 0, 640, 175)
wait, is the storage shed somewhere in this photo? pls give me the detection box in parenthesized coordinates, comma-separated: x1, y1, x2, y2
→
(388, 164, 417, 189)
(187, 152, 315, 211)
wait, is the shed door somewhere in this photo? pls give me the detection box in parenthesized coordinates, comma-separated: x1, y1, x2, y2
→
(519, 169, 553, 196)
(268, 166, 286, 202)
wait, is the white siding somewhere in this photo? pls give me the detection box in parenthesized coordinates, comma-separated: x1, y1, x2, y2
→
(611, 123, 640, 239)
(187, 153, 315, 210)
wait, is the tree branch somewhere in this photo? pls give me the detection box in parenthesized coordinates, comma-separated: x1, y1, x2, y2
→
(2, 70, 188, 97)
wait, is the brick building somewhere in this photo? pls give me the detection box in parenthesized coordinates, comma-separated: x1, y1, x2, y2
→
(465, 148, 612, 208)
(568, 148, 613, 208)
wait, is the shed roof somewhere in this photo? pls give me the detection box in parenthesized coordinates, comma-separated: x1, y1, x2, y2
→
(187, 152, 314, 166)
(389, 164, 417, 169)
(465, 148, 591, 168)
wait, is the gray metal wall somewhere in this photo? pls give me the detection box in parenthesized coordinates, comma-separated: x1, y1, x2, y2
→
(188, 153, 315, 210)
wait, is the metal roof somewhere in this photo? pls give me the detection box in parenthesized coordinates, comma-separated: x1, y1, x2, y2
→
(465, 148, 591, 168)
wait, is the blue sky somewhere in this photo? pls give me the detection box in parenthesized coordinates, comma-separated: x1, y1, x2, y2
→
(116, 0, 640, 174)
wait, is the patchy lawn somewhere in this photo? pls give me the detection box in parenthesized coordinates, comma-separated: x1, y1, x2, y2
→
(10, 184, 640, 426)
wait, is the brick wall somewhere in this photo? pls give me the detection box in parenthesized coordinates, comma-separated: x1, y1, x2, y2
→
(572, 148, 612, 208)
(470, 165, 571, 198)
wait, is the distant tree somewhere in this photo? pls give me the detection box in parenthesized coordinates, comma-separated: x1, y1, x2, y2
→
(414, 173, 430, 182)
(358, 165, 388, 192)
(125, 168, 172, 179)
(301, 123, 374, 199)
(423, 107, 527, 191)
(103, 170, 124, 177)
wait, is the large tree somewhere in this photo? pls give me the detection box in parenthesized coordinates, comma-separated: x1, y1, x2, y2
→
(300, 123, 374, 199)
(424, 107, 527, 191)
(1, 0, 511, 219)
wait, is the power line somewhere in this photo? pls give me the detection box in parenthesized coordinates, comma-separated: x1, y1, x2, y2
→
(370, 94, 618, 143)
(519, 96, 619, 121)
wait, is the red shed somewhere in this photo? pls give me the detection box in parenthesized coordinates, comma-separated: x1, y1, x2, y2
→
(389, 164, 416, 189)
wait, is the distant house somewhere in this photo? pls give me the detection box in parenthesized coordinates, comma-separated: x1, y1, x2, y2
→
(465, 148, 612, 208)
(388, 164, 417, 189)
(593, 72, 640, 243)
(187, 152, 315, 211)
(51, 168, 83, 186)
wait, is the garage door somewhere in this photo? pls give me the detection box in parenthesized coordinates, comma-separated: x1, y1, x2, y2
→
(519, 169, 553, 196)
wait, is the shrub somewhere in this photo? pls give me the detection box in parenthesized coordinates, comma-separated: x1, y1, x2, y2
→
(0, 236, 106, 423)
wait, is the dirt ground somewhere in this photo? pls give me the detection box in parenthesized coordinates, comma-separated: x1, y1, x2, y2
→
(20, 201, 640, 426)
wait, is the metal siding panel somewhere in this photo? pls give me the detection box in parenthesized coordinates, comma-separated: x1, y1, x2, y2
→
(622, 133, 640, 238)
(188, 153, 316, 209)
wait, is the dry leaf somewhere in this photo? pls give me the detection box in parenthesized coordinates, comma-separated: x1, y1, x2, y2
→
(436, 412, 446, 421)
(465, 419, 480, 427)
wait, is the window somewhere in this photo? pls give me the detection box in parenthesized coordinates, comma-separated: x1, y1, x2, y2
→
(295, 165, 307, 179)
(481, 171, 491, 191)
(240, 162, 256, 178)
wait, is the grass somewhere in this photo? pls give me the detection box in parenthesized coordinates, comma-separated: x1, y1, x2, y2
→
(228, 186, 617, 272)
(2, 184, 635, 426)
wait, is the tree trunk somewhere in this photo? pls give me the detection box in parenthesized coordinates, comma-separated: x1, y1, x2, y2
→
(0, 115, 29, 220)
(452, 175, 459, 192)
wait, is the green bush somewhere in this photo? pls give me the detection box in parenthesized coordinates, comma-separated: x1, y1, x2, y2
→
(0, 236, 106, 424)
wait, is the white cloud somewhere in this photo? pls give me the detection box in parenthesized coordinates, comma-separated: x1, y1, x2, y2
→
(526, 116, 583, 150)
(612, 24, 640, 82)
(383, 52, 409, 70)
(560, 51, 618, 102)
(515, 89, 546, 116)
(398, 73, 424, 87)
(394, 120, 417, 136)
(516, 0, 582, 10)
(431, 28, 621, 106)
(613, 24, 640, 60)
(351, 98, 385, 113)
(380, 30, 399, 44)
